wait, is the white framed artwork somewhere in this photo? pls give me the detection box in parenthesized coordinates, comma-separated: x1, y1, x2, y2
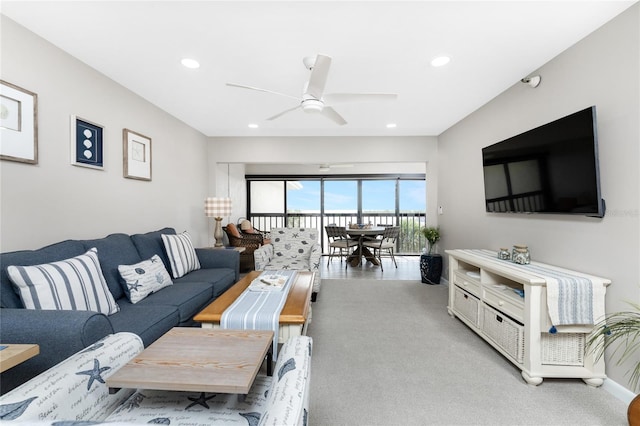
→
(0, 80, 38, 164)
(123, 128, 152, 181)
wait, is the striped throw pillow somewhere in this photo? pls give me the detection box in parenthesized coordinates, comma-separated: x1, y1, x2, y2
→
(6, 247, 119, 315)
(118, 255, 173, 303)
(161, 231, 201, 278)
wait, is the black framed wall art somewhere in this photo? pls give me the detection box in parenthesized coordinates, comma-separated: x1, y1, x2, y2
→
(71, 115, 104, 170)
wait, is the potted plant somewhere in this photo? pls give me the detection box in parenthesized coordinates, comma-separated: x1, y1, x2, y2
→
(587, 302, 640, 424)
(420, 226, 442, 284)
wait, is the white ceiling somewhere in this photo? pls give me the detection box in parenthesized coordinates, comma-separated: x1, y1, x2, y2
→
(1, 1, 636, 138)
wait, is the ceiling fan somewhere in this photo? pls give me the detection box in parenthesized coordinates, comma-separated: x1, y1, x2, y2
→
(318, 163, 353, 172)
(226, 54, 397, 126)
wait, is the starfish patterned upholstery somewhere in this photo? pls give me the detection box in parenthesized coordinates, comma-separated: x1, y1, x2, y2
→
(0, 333, 312, 426)
(253, 228, 321, 301)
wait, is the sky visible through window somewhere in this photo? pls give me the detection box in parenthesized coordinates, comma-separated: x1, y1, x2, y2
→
(286, 180, 426, 213)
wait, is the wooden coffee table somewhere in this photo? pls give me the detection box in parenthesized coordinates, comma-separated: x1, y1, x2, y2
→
(0, 344, 39, 372)
(194, 271, 314, 342)
(106, 328, 273, 395)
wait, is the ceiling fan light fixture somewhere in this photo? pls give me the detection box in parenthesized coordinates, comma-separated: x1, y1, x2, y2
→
(301, 98, 324, 113)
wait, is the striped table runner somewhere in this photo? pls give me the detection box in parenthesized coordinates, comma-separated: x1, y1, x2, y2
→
(221, 270, 297, 357)
(463, 250, 605, 331)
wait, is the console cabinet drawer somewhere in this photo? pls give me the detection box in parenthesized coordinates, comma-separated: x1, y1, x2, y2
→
(482, 287, 525, 323)
(453, 270, 481, 297)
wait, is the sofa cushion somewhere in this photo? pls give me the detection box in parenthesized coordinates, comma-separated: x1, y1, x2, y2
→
(81, 233, 142, 300)
(1, 240, 86, 309)
(162, 231, 201, 279)
(109, 301, 180, 347)
(131, 227, 176, 273)
(135, 281, 213, 324)
(118, 255, 173, 304)
(105, 376, 272, 425)
(0, 332, 143, 422)
(264, 257, 311, 271)
(174, 267, 236, 297)
(6, 247, 119, 315)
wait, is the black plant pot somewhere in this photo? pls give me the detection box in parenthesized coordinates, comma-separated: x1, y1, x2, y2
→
(420, 253, 443, 284)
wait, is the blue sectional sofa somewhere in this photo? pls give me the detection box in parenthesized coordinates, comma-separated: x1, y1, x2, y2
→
(0, 227, 239, 394)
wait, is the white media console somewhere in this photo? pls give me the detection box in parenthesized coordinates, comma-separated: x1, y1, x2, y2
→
(446, 249, 610, 386)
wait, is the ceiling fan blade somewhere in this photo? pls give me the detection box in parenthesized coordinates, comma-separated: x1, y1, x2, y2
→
(266, 104, 302, 121)
(226, 83, 300, 101)
(323, 93, 398, 103)
(320, 106, 347, 126)
(305, 54, 332, 99)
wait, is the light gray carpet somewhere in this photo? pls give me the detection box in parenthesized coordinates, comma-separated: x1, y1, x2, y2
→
(306, 279, 627, 425)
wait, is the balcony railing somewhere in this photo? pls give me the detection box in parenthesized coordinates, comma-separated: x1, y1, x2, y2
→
(250, 213, 427, 254)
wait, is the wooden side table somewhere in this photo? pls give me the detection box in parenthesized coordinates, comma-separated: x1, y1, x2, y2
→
(0, 344, 39, 372)
(207, 246, 246, 253)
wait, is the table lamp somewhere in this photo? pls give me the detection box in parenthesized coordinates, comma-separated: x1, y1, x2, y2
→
(205, 197, 232, 247)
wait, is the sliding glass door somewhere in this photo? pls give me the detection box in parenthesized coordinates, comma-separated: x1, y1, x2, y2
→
(247, 175, 426, 254)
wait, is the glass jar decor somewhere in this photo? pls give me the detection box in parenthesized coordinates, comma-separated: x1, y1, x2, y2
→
(498, 248, 511, 260)
(512, 245, 530, 265)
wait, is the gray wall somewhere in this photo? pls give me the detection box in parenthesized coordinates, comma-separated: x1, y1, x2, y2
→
(208, 136, 438, 227)
(437, 4, 639, 391)
(0, 16, 212, 251)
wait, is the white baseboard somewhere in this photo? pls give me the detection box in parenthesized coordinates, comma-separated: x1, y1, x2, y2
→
(602, 377, 637, 405)
(439, 275, 636, 405)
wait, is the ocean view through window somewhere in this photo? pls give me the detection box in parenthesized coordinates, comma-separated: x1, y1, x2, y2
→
(247, 175, 427, 254)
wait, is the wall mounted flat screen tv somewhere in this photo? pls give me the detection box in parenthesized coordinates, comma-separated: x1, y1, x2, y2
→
(482, 106, 605, 218)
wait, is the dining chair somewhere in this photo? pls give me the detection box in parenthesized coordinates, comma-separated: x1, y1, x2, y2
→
(362, 226, 400, 271)
(325, 225, 359, 268)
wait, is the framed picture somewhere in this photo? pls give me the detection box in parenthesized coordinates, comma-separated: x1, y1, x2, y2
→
(123, 128, 152, 181)
(0, 80, 38, 164)
(71, 115, 104, 169)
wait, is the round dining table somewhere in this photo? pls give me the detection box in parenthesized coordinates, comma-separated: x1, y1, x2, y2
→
(344, 227, 386, 267)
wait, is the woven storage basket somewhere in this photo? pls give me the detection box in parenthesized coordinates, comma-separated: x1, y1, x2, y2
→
(541, 333, 585, 366)
(481, 304, 525, 364)
(454, 287, 480, 327)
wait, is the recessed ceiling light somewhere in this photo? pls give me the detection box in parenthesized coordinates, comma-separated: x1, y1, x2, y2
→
(386, 123, 397, 129)
(181, 58, 200, 69)
(248, 123, 259, 129)
(430, 56, 451, 67)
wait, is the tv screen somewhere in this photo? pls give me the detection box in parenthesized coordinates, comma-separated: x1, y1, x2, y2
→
(482, 106, 605, 217)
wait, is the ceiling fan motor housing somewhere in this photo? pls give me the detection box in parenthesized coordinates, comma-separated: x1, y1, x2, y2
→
(301, 98, 323, 113)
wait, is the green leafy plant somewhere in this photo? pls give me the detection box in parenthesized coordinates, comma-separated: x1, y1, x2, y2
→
(586, 301, 640, 391)
(421, 226, 440, 255)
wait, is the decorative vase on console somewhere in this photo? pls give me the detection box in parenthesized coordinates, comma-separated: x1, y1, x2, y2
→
(420, 226, 442, 285)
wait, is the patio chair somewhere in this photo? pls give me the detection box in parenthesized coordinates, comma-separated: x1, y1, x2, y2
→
(325, 225, 358, 268)
(362, 225, 400, 271)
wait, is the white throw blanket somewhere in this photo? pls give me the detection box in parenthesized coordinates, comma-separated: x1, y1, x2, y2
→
(221, 270, 297, 357)
(523, 263, 606, 330)
(465, 250, 605, 331)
